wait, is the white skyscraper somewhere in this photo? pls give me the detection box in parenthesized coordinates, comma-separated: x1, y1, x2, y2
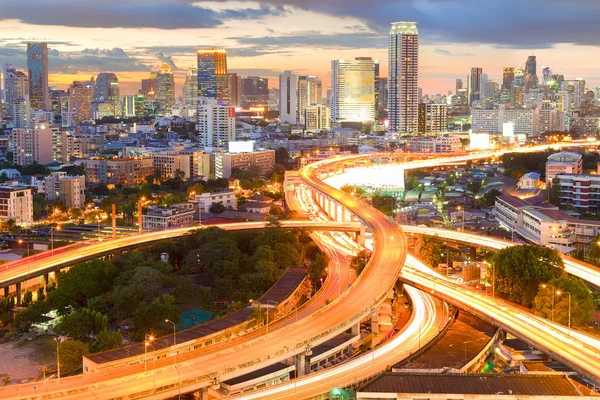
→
(197, 97, 235, 148)
(331, 57, 376, 125)
(278, 70, 299, 124)
(388, 21, 419, 133)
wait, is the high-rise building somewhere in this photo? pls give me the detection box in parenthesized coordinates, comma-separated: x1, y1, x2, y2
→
(268, 88, 279, 112)
(297, 75, 322, 125)
(155, 62, 175, 112)
(331, 57, 377, 125)
(94, 73, 120, 104)
(305, 104, 331, 133)
(183, 66, 198, 106)
(279, 71, 299, 124)
(197, 48, 229, 104)
(49, 88, 67, 117)
(12, 98, 30, 128)
(502, 67, 516, 88)
(67, 80, 94, 125)
(524, 55, 538, 93)
(3, 65, 28, 117)
(11, 127, 54, 165)
(227, 73, 240, 108)
(376, 77, 388, 119)
(240, 76, 269, 109)
(455, 78, 463, 95)
(140, 77, 156, 98)
(389, 21, 419, 133)
(27, 42, 50, 111)
(0, 185, 33, 225)
(467, 67, 483, 104)
(197, 97, 235, 148)
(418, 103, 447, 134)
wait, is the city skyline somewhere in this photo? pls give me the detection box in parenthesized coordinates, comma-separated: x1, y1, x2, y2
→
(1, 0, 600, 95)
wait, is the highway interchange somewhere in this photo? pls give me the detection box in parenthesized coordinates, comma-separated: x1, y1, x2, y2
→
(2, 141, 600, 398)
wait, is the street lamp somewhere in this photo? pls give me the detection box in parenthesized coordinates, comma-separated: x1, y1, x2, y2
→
(456, 206, 465, 231)
(144, 341, 156, 392)
(50, 225, 61, 255)
(265, 300, 279, 335)
(17, 238, 30, 257)
(173, 365, 181, 399)
(165, 319, 177, 365)
(556, 290, 572, 335)
(54, 337, 61, 381)
(95, 216, 101, 237)
(144, 334, 154, 373)
(541, 284, 556, 321)
(250, 300, 264, 329)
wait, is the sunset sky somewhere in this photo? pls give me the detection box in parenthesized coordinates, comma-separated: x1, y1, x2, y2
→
(2, 0, 600, 96)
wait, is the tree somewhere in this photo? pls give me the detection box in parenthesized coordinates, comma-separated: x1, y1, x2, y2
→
(55, 312, 92, 340)
(56, 340, 88, 375)
(209, 203, 226, 214)
(492, 245, 565, 307)
(67, 208, 83, 220)
(478, 189, 502, 208)
(533, 276, 595, 326)
(132, 295, 180, 334)
(548, 177, 562, 207)
(350, 250, 371, 276)
(89, 329, 123, 353)
(309, 252, 328, 282)
(418, 234, 443, 268)
(405, 177, 421, 191)
(187, 183, 204, 197)
(21, 290, 33, 306)
(466, 180, 483, 195)
(145, 175, 155, 186)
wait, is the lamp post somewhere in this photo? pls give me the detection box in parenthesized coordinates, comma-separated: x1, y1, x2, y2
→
(173, 365, 181, 400)
(138, 196, 146, 234)
(541, 284, 556, 321)
(50, 225, 61, 255)
(456, 206, 465, 231)
(144, 334, 154, 373)
(95, 216, 101, 238)
(145, 341, 156, 392)
(165, 319, 176, 365)
(54, 337, 61, 381)
(266, 300, 279, 335)
(17, 239, 30, 257)
(556, 290, 572, 335)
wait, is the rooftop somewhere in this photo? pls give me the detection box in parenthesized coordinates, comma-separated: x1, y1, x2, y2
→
(358, 373, 587, 397)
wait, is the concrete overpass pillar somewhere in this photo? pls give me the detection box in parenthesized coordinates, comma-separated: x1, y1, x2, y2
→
(469, 247, 477, 262)
(294, 353, 307, 377)
(3, 287, 8, 298)
(351, 322, 360, 336)
(198, 387, 209, 400)
(43, 273, 49, 286)
(15, 282, 21, 305)
(357, 223, 366, 248)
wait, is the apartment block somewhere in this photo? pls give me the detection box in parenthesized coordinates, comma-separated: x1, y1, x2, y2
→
(81, 157, 153, 186)
(214, 149, 275, 179)
(0, 184, 33, 225)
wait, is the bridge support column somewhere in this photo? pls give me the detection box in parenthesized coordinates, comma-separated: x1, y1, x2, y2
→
(3, 287, 8, 298)
(469, 247, 477, 262)
(43, 273, 49, 286)
(351, 322, 360, 336)
(357, 223, 366, 248)
(294, 353, 307, 377)
(198, 387, 209, 400)
(15, 282, 21, 305)
(112, 203, 117, 239)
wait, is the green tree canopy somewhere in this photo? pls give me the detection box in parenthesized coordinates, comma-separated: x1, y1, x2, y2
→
(533, 276, 594, 326)
(56, 340, 89, 375)
(418, 234, 443, 268)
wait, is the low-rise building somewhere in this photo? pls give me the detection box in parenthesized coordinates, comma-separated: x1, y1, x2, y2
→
(142, 205, 195, 230)
(152, 152, 191, 181)
(406, 134, 461, 154)
(0, 184, 33, 225)
(546, 152, 582, 185)
(214, 150, 275, 179)
(80, 157, 153, 186)
(517, 172, 542, 190)
(554, 172, 600, 211)
(193, 191, 236, 213)
(44, 172, 86, 209)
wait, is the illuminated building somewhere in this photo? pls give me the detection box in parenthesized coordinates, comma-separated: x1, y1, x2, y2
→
(467, 67, 483, 104)
(331, 57, 376, 125)
(67, 80, 94, 125)
(524, 55, 538, 93)
(376, 77, 388, 119)
(183, 66, 198, 106)
(3, 65, 28, 117)
(418, 103, 447, 133)
(197, 48, 230, 104)
(94, 73, 120, 106)
(197, 97, 236, 148)
(44, 172, 85, 209)
(155, 62, 175, 112)
(12, 126, 54, 165)
(406, 134, 461, 153)
(297, 75, 322, 126)
(546, 152, 582, 185)
(140, 76, 156, 98)
(27, 42, 50, 111)
(279, 70, 299, 124)
(0, 185, 33, 225)
(455, 78, 463, 95)
(389, 21, 419, 133)
(305, 104, 331, 133)
(81, 157, 153, 186)
(227, 73, 240, 107)
(240, 76, 269, 109)
(152, 152, 191, 180)
(214, 149, 275, 179)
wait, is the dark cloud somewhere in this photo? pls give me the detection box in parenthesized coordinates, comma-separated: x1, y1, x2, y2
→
(229, 32, 385, 50)
(153, 51, 179, 70)
(0, 0, 282, 29)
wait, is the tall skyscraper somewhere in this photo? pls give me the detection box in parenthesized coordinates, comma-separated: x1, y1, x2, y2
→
(155, 62, 175, 112)
(331, 57, 376, 125)
(297, 75, 322, 125)
(140, 76, 156, 98)
(197, 97, 235, 148)
(27, 42, 50, 111)
(502, 67, 515, 88)
(197, 48, 229, 104)
(227, 73, 240, 108)
(67, 80, 94, 125)
(467, 67, 483, 104)
(3, 65, 29, 117)
(389, 21, 419, 133)
(455, 78, 463, 95)
(376, 77, 389, 119)
(94, 73, 120, 104)
(524, 55, 538, 92)
(240, 76, 269, 109)
(183, 66, 198, 106)
(279, 71, 299, 124)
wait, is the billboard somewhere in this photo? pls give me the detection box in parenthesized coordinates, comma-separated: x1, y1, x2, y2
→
(470, 133, 490, 150)
(228, 141, 254, 154)
(344, 70, 374, 105)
